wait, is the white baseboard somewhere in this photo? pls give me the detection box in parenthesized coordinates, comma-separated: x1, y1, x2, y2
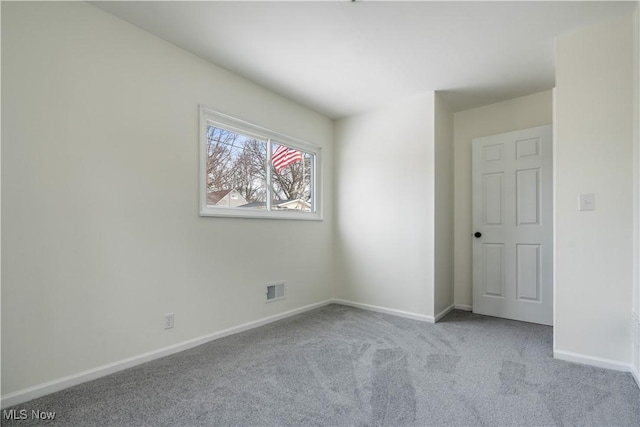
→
(1, 299, 333, 409)
(435, 304, 455, 322)
(632, 365, 640, 389)
(331, 299, 435, 323)
(454, 304, 472, 311)
(553, 349, 632, 372)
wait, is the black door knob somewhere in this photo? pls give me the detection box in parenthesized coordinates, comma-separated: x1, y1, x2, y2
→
(474, 232, 482, 238)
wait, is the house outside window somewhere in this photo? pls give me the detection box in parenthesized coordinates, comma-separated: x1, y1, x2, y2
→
(199, 106, 322, 220)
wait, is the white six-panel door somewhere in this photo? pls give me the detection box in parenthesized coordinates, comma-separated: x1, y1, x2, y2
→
(472, 125, 553, 326)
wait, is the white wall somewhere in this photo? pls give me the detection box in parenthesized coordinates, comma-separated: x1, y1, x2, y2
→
(453, 91, 553, 309)
(434, 93, 454, 316)
(334, 93, 436, 318)
(554, 14, 635, 366)
(1, 2, 333, 396)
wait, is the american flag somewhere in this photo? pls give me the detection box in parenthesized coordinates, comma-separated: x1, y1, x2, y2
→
(272, 145, 302, 173)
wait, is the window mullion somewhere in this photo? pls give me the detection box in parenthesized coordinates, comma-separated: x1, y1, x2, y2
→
(266, 139, 272, 212)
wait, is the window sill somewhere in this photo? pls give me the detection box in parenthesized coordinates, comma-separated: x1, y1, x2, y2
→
(199, 206, 323, 221)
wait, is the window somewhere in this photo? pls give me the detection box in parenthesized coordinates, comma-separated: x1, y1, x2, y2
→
(199, 106, 321, 220)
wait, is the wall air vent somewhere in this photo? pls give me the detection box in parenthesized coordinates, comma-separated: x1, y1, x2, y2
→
(265, 282, 285, 303)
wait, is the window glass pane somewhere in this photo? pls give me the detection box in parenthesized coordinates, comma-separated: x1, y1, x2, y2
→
(206, 126, 267, 209)
(270, 143, 314, 212)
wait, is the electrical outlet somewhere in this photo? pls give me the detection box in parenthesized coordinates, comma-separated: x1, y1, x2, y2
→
(164, 313, 174, 330)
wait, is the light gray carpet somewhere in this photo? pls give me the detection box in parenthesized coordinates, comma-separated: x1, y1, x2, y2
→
(3, 304, 640, 426)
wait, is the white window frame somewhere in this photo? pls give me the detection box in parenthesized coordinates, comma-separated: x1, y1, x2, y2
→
(199, 106, 322, 220)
